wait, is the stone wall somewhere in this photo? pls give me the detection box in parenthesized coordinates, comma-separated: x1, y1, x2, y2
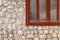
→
(0, 0, 60, 40)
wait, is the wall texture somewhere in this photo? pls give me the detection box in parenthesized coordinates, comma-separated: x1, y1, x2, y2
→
(0, 0, 60, 40)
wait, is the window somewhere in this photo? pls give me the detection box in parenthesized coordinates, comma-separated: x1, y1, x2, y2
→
(26, 0, 60, 26)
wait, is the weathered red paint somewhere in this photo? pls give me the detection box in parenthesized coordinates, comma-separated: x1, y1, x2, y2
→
(57, 0, 59, 21)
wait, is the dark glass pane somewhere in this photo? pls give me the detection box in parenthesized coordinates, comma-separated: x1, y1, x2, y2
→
(50, 0, 56, 22)
(39, 0, 46, 22)
(30, 0, 36, 22)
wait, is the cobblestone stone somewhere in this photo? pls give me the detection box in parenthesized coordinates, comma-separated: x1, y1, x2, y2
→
(30, 30, 34, 34)
(26, 34, 34, 38)
(52, 32, 57, 37)
(18, 30, 23, 35)
(2, 7, 7, 12)
(3, 0, 11, 6)
(53, 38, 58, 40)
(40, 38, 45, 40)
(4, 38, 8, 40)
(28, 26, 34, 30)
(11, 12, 16, 18)
(13, 29, 17, 34)
(0, 0, 2, 6)
(22, 26, 27, 30)
(44, 29, 49, 34)
(59, 38, 60, 40)
(9, 34, 13, 37)
(26, 30, 30, 34)
(58, 33, 60, 37)
(46, 39, 52, 40)
(3, 34, 8, 38)
(0, 35, 2, 38)
(3, 30, 8, 35)
(46, 34, 52, 39)
(34, 30, 38, 34)
(34, 37, 39, 40)
(38, 30, 43, 34)
(39, 34, 46, 38)
(49, 29, 54, 34)
(0, 31, 2, 34)
(8, 38, 13, 40)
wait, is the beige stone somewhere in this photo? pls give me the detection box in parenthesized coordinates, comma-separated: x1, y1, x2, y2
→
(9, 34, 13, 37)
(22, 38, 26, 40)
(39, 34, 46, 38)
(13, 29, 17, 34)
(13, 34, 17, 37)
(34, 37, 39, 40)
(53, 38, 58, 40)
(28, 26, 33, 30)
(4, 38, 8, 40)
(0, 19, 3, 24)
(35, 34, 38, 37)
(0, 31, 2, 34)
(22, 36, 25, 39)
(52, 32, 57, 37)
(44, 29, 49, 34)
(50, 26, 58, 29)
(0, 39, 2, 40)
(26, 34, 34, 38)
(47, 39, 52, 40)
(3, 35, 8, 38)
(8, 38, 13, 40)
(18, 30, 23, 35)
(10, 19, 16, 23)
(58, 33, 60, 37)
(16, 19, 20, 25)
(14, 34, 22, 38)
(39, 30, 43, 34)
(30, 30, 34, 34)
(14, 37, 22, 40)
(34, 30, 37, 33)
(22, 26, 27, 30)
(59, 38, 60, 40)
(18, 8, 23, 12)
(29, 39, 33, 40)
(3, 30, 8, 35)
(8, 30, 12, 34)
(11, 12, 16, 18)
(26, 39, 30, 40)
(40, 38, 45, 40)
(50, 26, 55, 29)
(46, 34, 51, 38)
(27, 30, 30, 34)
(23, 31, 27, 36)
(0, 35, 1, 38)
(49, 29, 54, 34)
(0, 0, 2, 6)
(55, 29, 58, 33)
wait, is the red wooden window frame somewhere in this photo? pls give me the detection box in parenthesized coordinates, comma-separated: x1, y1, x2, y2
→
(26, 0, 59, 26)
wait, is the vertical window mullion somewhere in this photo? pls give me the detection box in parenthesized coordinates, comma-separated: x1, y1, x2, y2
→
(26, 0, 30, 25)
(46, 0, 50, 22)
(36, 0, 39, 22)
(57, 0, 59, 21)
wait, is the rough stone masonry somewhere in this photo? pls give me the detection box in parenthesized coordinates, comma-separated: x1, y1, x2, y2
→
(0, 0, 60, 40)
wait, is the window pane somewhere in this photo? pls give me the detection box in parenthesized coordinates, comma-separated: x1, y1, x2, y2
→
(30, 0, 36, 22)
(39, 0, 46, 22)
(50, 0, 56, 22)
